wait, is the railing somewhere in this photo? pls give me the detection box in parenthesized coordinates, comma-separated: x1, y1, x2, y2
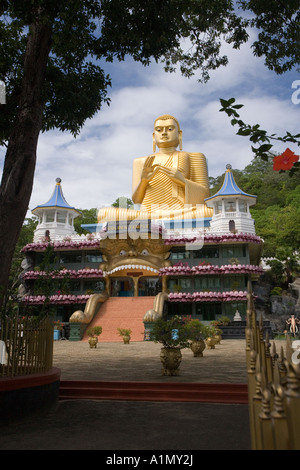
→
(0, 317, 54, 377)
(213, 212, 250, 219)
(245, 283, 300, 450)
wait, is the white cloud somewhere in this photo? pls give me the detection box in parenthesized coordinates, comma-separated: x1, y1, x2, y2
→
(1, 30, 296, 218)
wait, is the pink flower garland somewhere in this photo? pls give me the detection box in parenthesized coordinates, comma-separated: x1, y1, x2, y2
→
(22, 294, 91, 305)
(168, 291, 248, 302)
(164, 233, 262, 245)
(23, 268, 103, 280)
(21, 238, 101, 253)
(23, 290, 248, 305)
(21, 232, 263, 253)
(159, 264, 264, 276)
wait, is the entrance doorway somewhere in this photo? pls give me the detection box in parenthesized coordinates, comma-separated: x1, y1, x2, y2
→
(138, 277, 161, 296)
(110, 278, 134, 297)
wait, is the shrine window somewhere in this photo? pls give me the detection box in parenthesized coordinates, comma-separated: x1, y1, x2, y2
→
(222, 245, 246, 258)
(59, 252, 82, 264)
(215, 201, 222, 214)
(196, 303, 222, 321)
(239, 200, 247, 213)
(83, 280, 105, 293)
(57, 211, 66, 223)
(167, 277, 192, 292)
(194, 276, 221, 290)
(225, 200, 236, 212)
(193, 246, 219, 259)
(170, 248, 190, 260)
(84, 251, 103, 263)
(46, 211, 55, 223)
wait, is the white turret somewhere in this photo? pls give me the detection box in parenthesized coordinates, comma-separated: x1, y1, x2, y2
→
(205, 164, 256, 234)
(31, 178, 81, 242)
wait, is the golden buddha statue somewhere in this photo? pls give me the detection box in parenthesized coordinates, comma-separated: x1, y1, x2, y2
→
(97, 114, 213, 222)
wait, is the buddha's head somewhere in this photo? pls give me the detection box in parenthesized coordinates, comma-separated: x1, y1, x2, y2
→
(153, 114, 182, 151)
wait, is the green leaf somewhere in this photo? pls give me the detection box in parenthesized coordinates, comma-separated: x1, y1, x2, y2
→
(258, 144, 273, 152)
(237, 128, 251, 136)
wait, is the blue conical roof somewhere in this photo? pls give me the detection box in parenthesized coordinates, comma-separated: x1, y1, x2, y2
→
(205, 164, 256, 201)
(32, 178, 81, 214)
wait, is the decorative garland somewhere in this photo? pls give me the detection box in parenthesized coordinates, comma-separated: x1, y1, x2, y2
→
(21, 238, 101, 252)
(159, 263, 264, 276)
(21, 232, 263, 253)
(164, 233, 263, 245)
(168, 291, 248, 302)
(23, 268, 104, 280)
(22, 294, 91, 305)
(23, 290, 248, 305)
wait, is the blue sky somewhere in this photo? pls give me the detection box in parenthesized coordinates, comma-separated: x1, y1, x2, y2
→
(2, 29, 300, 217)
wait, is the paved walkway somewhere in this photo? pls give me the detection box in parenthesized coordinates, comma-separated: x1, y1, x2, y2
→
(0, 338, 273, 451)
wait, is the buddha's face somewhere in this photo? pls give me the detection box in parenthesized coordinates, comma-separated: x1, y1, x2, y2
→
(153, 118, 179, 149)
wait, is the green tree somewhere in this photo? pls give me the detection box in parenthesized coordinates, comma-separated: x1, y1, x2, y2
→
(73, 208, 97, 235)
(240, 159, 300, 210)
(112, 197, 134, 209)
(238, 0, 299, 74)
(0, 216, 37, 317)
(252, 204, 300, 257)
(275, 247, 299, 285)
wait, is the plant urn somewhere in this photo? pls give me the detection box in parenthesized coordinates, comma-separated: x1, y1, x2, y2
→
(88, 337, 98, 348)
(160, 347, 182, 376)
(122, 335, 130, 344)
(206, 337, 217, 349)
(190, 339, 206, 357)
(214, 334, 222, 345)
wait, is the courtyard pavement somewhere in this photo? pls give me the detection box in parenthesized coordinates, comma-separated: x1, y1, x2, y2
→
(52, 338, 249, 383)
(1, 338, 282, 452)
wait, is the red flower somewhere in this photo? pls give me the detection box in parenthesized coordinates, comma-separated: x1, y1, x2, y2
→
(273, 148, 299, 171)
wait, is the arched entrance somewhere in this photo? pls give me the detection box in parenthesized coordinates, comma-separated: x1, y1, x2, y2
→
(109, 273, 161, 297)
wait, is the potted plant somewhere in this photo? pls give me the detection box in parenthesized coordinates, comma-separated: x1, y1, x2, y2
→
(151, 316, 190, 376)
(219, 315, 230, 326)
(206, 325, 222, 349)
(86, 325, 102, 348)
(213, 326, 223, 344)
(117, 328, 132, 344)
(185, 319, 208, 357)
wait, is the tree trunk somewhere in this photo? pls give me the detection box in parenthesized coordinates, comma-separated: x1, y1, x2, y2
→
(0, 19, 52, 309)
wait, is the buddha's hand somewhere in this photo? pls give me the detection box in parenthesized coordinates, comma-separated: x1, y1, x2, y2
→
(158, 167, 186, 186)
(141, 157, 161, 182)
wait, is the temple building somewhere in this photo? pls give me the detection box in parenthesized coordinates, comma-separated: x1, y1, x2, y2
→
(19, 115, 263, 341)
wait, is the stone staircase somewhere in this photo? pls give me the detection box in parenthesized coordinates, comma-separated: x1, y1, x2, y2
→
(82, 296, 155, 342)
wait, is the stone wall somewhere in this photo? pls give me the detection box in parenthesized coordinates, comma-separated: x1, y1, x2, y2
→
(252, 277, 300, 333)
(270, 295, 297, 315)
